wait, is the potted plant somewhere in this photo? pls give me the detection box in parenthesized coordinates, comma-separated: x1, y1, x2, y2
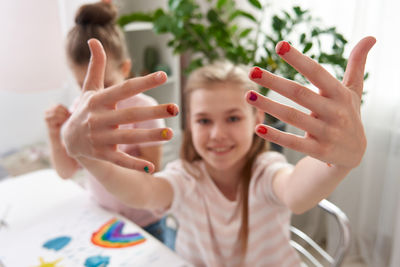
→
(117, 0, 351, 150)
(118, 0, 349, 80)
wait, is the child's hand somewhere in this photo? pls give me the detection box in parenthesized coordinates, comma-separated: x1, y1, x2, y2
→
(45, 104, 71, 136)
(247, 36, 376, 169)
(61, 39, 178, 173)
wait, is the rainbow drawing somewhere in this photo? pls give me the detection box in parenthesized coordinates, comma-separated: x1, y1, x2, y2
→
(91, 218, 146, 248)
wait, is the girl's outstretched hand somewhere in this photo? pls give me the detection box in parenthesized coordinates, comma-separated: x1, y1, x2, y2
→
(61, 39, 178, 173)
(247, 36, 376, 169)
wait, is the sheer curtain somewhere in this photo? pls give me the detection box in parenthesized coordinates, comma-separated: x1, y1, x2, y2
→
(314, 0, 400, 265)
(264, 0, 400, 265)
(282, 0, 399, 265)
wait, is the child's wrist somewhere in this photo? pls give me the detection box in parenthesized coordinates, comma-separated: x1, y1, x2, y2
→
(48, 128, 61, 138)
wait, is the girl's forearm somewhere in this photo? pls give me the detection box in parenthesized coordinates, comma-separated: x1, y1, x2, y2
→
(278, 156, 351, 214)
(75, 156, 156, 209)
(48, 134, 79, 178)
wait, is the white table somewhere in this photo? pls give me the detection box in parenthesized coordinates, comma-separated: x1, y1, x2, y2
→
(0, 169, 190, 267)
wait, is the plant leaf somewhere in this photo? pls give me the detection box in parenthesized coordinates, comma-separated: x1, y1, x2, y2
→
(207, 9, 220, 23)
(248, 0, 262, 9)
(272, 16, 285, 32)
(293, 6, 306, 17)
(239, 28, 252, 38)
(229, 10, 256, 22)
(300, 33, 306, 44)
(303, 42, 313, 53)
(168, 0, 182, 11)
(217, 0, 228, 9)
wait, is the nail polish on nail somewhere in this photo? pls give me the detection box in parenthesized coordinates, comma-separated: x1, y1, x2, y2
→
(144, 166, 150, 173)
(257, 126, 268, 135)
(161, 129, 169, 139)
(326, 163, 332, 167)
(251, 67, 263, 79)
(277, 41, 291, 55)
(155, 72, 165, 82)
(249, 92, 258, 101)
(167, 105, 175, 116)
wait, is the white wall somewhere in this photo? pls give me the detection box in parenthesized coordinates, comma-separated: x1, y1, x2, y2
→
(0, 0, 68, 92)
(0, 0, 77, 154)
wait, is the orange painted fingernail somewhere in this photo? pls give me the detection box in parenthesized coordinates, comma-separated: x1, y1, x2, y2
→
(257, 125, 268, 134)
(250, 67, 262, 79)
(277, 41, 291, 55)
(161, 129, 169, 139)
(327, 163, 332, 167)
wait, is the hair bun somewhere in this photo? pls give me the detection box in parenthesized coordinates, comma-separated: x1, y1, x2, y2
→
(75, 2, 117, 26)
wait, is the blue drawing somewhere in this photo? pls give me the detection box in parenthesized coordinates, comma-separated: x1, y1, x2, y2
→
(84, 255, 110, 267)
(43, 236, 71, 251)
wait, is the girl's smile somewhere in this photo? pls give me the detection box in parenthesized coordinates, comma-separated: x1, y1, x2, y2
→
(207, 145, 235, 154)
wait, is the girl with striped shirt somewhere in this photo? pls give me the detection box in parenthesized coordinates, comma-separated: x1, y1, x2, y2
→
(62, 37, 375, 266)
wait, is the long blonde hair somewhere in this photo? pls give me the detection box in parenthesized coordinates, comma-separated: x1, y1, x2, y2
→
(180, 61, 269, 254)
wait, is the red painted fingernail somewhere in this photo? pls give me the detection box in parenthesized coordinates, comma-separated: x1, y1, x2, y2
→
(251, 67, 263, 79)
(277, 41, 291, 55)
(257, 125, 268, 135)
(167, 105, 175, 116)
(249, 92, 258, 101)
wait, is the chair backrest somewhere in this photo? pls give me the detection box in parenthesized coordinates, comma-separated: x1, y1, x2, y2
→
(290, 199, 351, 267)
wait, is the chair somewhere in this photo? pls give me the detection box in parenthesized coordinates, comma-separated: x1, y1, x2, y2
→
(290, 199, 351, 267)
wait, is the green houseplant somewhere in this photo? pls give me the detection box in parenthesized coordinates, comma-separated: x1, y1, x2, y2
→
(118, 0, 349, 89)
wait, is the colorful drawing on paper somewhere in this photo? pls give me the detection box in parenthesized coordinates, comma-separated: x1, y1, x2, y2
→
(43, 236, 71, 251)
(84, 255, 110, 267)
(33, 257, 62, 267)
(91, 218, 146, 248)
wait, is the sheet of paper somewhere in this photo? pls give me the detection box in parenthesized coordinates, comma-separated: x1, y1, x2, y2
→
(0, 169, 190, 267)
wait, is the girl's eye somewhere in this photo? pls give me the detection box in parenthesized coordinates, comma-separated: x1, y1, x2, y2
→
(228, 116, 240, 122)
(197, 118, 211, 125)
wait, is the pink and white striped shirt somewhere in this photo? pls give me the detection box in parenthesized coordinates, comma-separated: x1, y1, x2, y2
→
(155, 152, 301, 267)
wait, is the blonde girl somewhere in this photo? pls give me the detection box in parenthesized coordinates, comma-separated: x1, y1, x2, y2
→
(61, 36, 375, 266)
